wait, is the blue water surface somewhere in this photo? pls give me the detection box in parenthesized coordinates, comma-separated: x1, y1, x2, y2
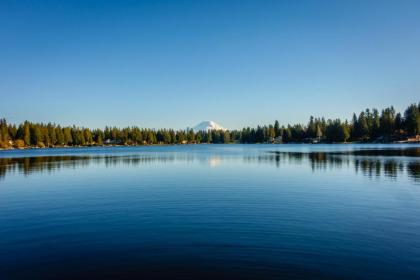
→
(0, 144, 419, 279)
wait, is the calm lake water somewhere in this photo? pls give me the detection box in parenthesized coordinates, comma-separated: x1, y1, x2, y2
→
(1, 144, 420, 279)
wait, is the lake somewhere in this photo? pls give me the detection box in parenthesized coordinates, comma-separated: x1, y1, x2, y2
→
(1, 144, 420, 279)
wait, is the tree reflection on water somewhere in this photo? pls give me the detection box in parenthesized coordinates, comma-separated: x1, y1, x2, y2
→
(0, 148, 419, 183)
(261, 148, 420, 182)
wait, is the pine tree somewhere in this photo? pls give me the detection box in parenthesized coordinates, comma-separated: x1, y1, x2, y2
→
(23, 122, 31, 146)
(63, 127, 72, 145)
(255, 126, 264, 143)
(187, 129, 195, 143)
(395, 113, 403, 132)
(222, 131, 231, 143)
(358, 112, 369, 140)
(31, 126, 42, 146)
(0, 119, 9, 145)
(205, 131, 212, 143)
(404, 104, 420, 136)
(379, 107, 395, 136)
(268, 125, 275, 140)
(283, 126, 292, 143)
(56, 127, 64, 145)
(48, 123, 57, 146)
(351, 113, 359, 140)
(274, 120, 280, 137)
(371, 109, 380, 138)
(307, 116, 316, 138)
(83, 128, 93, 144)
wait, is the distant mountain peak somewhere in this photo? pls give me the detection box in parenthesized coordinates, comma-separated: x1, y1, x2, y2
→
(193, 121, 226, 132)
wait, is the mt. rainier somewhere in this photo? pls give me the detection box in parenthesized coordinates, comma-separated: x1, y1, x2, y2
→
(192, 121, 226, 132)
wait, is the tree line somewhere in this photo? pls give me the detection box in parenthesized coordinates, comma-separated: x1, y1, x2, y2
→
(0, 102, 419, 149)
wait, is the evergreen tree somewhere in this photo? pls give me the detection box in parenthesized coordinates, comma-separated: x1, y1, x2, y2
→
(307, 116, 316, 138)
(83, 128, 93, 144)
(31, 126, 42, 146)
(274, 120, 280, 137)
(371, 109, 380, 138)
(404, 103, 420, 136)
(316, 123, 323, 140)
(255, 126, 264, 143)
(63, 127, 72, 145)
(222, 131, 231, 143)
(395, 113, 403, 132)
(48, 123, 57, 146)
(205, 131, 212, 143)
(379, 107, 395, 136)
(56, 127, 64, 145)
(9, 124, 17, 140)
(23, 122, 31, 146)
(42, 127, 50, 147)
(351, 113, 359, 140)
(0, 119, 9, 144)
(268, 125, 275, 140)
(358, 112, 369, 140)
(283, 126, 292, 143)
(187, 129, 195, 143)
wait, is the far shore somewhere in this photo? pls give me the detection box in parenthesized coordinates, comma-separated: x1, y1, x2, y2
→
(1, 139, 420, 152)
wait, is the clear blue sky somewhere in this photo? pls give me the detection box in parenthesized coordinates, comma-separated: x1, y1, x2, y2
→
(0, 0, 419, 129)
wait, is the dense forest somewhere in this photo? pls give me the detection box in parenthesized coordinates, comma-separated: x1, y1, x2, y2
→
(1, 102, 419, 149)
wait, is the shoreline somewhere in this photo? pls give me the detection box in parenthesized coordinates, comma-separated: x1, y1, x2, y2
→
(1, 140, 420, 151)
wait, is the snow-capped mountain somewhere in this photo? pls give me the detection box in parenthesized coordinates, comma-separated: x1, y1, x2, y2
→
(192, 121, 226, 132)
